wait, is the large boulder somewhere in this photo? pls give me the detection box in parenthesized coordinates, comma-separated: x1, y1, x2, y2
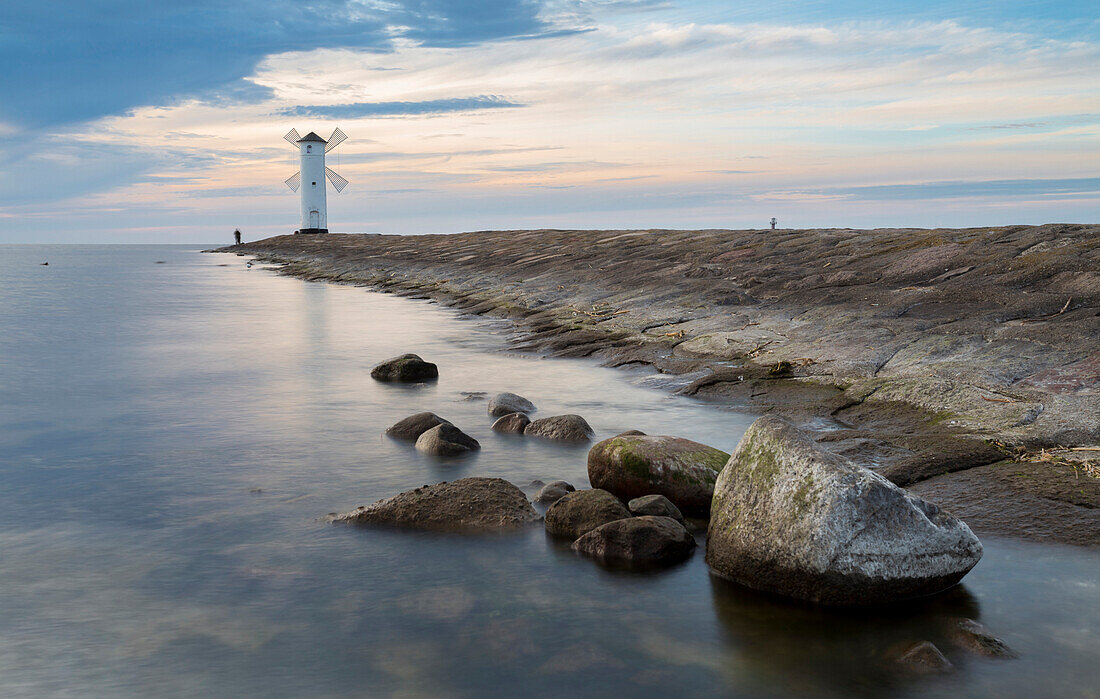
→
(332, 477, 540, 533)
(544, 489, 631, 539)
(534, 480, 575, 504)
(488, 392, 536, 417)
(706, 416, 983, 605)
(491, 412, 530, 434)
(415, 423, 480, 456)
(572, 516, 696, 569)
(525, 414, 595, 443)
(385, 412, 451, 441)
(627, 494, 685, 523)
(587, 435, 729, 517)
(370, 353, 438, 382)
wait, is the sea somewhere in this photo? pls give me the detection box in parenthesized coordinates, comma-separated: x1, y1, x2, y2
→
(0, 244, 1097, 697)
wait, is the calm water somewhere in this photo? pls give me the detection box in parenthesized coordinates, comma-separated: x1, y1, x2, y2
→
(0, 244, 1097, 698)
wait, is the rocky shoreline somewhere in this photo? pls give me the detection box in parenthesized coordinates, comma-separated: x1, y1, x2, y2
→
(215, 224, 1099, 546)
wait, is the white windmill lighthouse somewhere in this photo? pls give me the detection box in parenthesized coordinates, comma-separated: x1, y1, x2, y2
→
(283, 127, 349, 234)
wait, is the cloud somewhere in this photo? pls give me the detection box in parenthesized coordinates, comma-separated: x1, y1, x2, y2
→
(759, 178, 1100, 203)
(280, 96, 525, 118)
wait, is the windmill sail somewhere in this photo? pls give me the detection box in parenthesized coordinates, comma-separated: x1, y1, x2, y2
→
(325, 167, 348, 192)
(283, 128, 301, 146)
(285, 171, 301, 192)
(325, 127, 347, 152)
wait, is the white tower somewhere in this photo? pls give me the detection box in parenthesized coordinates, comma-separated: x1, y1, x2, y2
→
(283, 128, 348, 234)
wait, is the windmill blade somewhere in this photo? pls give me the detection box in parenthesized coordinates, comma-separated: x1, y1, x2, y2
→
(325, 127, 347, 152)
(284, 171, 301, 192)
(325, 167, 348, 193)
(283, 128, 301, 146)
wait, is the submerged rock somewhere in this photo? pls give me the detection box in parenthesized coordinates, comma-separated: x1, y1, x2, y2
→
(627, 494, 685, 523)
(415, 423, 480, 456)
(894, 641, 954, 674)
(370, 353, 438, 382)
(385, 412, 451, 441)
(534, 480, 575, 504)
(488, 392, 536, 417)
(706, 416, 983, 605)
(544, 489, 631, 539)
(332, 477, 540, 532)
(949, 619, 1016, 658)
(571, 516, 696, 569)
(588, 435, 729, 517)
(525, 414, 595, 443)
(492, 412, 531, 434)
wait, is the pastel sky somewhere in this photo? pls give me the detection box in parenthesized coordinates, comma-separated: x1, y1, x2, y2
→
(1, 0, 1098, 242)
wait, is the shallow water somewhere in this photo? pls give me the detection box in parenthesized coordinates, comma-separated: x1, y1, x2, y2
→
(0, 244, 1097, 698)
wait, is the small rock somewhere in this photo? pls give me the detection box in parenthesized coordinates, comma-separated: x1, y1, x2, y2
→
(370, 353, 438, 382)
(534, 480, 575, 504)
(616, 430, 646, 437)
(525, 414, 595, 443)
(331, 477, 539, 532)
(571, 516, 696, 569)
(488, 392, 536, 417)
(949, 618, 1016, 658)
(415, 423, 480, 456)
(544, 489, 631, 539)
(627, 494, 684, 522)
(588, 434, 729, 516)
(895, 641, 954, 674)
(385, 412, 451, 441)
(706, 416, 983, 605)
(528, 479, 546, 488)
(492, 412, 531, 434)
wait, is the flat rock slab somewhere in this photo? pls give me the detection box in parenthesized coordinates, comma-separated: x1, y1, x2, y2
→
(706, 416, 983, 605)
(332, 477, 539, 533)
(572, 516, 696, 569)
(588, 435, 729, 517)
(545, 489, 631, 539)
(370, 353, 438, 382)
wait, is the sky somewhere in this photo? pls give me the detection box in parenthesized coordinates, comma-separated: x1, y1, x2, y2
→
(1, 0, 1098, 242)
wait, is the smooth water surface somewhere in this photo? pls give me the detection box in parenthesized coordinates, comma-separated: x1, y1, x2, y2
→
(0, 245, 1097, 697)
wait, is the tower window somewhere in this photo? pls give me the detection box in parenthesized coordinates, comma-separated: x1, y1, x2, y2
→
(312, 182, 317, 186)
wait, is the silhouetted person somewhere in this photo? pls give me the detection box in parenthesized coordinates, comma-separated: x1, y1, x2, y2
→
(234, 228, 242, 245)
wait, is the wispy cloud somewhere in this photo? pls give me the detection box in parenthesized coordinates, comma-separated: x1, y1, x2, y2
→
(280, 96, 524, 118)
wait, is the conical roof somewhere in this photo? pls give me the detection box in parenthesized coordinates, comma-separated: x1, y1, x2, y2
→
(297, 132, 327, 143)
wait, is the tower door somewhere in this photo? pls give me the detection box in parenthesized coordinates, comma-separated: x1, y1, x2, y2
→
(309, 210, 319, 228)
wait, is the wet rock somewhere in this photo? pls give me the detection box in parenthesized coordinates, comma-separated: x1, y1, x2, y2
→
(895, 641, 954, 674)
(488, 392, 536, 417)
(616, 430, 646, 437)
(706, 416, 983, 605)
(332, 477, 540, 532)
(525, 414, 595, 443)
(492, 412, 531, 434)
(534, 480, 575, 504)
(949, 618, 1016, 658)
(588, 435, 729, 517)
(415, 423, 480, 456)
(627, 494, 685, 523)
(544, 489, 631, 539)
(571, 516, 696, 569)
(370, 353, 438, 382)
(385, 412, 451, 441)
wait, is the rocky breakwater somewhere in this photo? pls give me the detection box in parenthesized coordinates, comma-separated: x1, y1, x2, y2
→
(706, 416, 983, 605)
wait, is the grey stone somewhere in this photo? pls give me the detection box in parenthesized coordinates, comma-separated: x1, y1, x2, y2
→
(544, 489, 631, 539)
(571, 516, 695, 569)
(895, 641, 954, 674)
(370, 353, 438, 382)
(627, 494, 684, 522)
(488, 392, 536, 417)
(525, 414, 595, 443)
(534, 480, 575, 504)
(949, 618, 1016, 658)
(706, 416, 983, 605)
(415, 423, 480, 456)
(491, 412, 531, 434)
(385, 412, 451, 441)
(331, 477, 540, 532)
(588, 435, 729, 517)
(616, 430, 646, 437)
